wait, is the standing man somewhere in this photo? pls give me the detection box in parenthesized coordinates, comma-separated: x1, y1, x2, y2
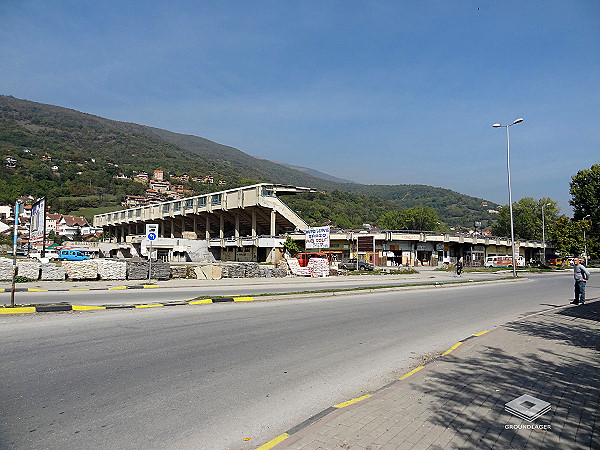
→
(571, 257, 591, 305)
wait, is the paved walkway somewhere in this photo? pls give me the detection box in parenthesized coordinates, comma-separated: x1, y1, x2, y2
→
(259, 298, 599, 449)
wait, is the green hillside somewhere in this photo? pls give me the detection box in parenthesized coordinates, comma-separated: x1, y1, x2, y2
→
(0, 95, 499, 228)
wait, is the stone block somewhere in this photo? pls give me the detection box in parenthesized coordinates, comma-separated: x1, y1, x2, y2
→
(97, 259, 127, 280)
(63, 260, 98, 280)
(17, 261, 41, 280)
(40, 263, 66, 281)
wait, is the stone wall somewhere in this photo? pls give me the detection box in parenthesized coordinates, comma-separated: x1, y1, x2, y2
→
(1, 258, 288, 282)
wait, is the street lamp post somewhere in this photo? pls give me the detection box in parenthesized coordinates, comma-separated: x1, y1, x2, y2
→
(541, 202, 551, 265)
(583, 214, 591, 265)
(493, 118, 524, 277)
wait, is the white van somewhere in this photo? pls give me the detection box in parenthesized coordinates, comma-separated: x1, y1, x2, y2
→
(484, 255, 525, 268)
(30, 250, 60, 261)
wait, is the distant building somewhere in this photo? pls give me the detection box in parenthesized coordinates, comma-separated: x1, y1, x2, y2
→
(0, 205, 11, 219)
(56, 215, 91, 239)
(45, 213, 61, 234)
(145, 189, 161, 201)
(134, 171, 149, 184)
(153, 170, 164, 181)
(22, 204, 32, 218)
(5, 157, 16, 168)
(123, 195, 148, 207)
(167, 192, 184, 200)
(149, 179, 170, 192)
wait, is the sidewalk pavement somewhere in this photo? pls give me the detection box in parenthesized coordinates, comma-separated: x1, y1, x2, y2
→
(260, 298, 599, 450)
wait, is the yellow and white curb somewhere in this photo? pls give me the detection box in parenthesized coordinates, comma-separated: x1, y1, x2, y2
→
(0, 297, 254, 314)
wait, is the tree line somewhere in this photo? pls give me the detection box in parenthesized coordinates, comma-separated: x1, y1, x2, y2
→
(492, 164, 599, 260)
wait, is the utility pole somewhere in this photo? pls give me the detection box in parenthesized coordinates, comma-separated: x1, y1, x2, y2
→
(11, 201, 20, 307)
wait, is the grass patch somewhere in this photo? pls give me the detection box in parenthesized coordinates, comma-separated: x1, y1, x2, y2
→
(68, 205, 122, 222)
(340, 268, 419, 276)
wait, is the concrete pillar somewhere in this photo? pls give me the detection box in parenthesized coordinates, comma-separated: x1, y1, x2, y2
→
(219, 215, 224, 239)
(252, 211, 257, 237)
(270, 210, 276, 263)
(206, 216, 211, 240)
(270, 210, 276, 236)
(171, 219, 175, 239)
(235, 213, 240, 238)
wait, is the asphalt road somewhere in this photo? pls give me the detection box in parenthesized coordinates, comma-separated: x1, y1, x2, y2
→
(0, 272, 582, 449)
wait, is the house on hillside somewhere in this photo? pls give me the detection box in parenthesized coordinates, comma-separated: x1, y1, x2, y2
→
(56, 215, 91, 239)
(149, 179, 170, 192)
(145, 189, 161, 202)
(123, 195, 148, 207)
(0, 205, 12, 220)
(46, 213, 61, 235)
(43, 213, 98, 239)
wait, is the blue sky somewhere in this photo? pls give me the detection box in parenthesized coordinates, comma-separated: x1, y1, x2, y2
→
(1, 1, 598, 215)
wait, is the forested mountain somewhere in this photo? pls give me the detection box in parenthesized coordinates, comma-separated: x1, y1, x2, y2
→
(0, 95, 499, 229)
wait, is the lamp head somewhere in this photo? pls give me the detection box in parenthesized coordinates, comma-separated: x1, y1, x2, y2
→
(513, 118, 524, 124)
(492, 123, 501, 128)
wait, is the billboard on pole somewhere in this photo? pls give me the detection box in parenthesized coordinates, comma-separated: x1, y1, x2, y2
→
(305, 226, 330, 249)
(30, 198, 46, 244)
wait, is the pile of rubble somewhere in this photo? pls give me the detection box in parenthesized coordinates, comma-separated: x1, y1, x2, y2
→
(285, 257, 330, 277)
(170, 266, 188, 278)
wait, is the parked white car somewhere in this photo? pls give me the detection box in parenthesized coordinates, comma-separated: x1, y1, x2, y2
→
(29, 250, 60, 261)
